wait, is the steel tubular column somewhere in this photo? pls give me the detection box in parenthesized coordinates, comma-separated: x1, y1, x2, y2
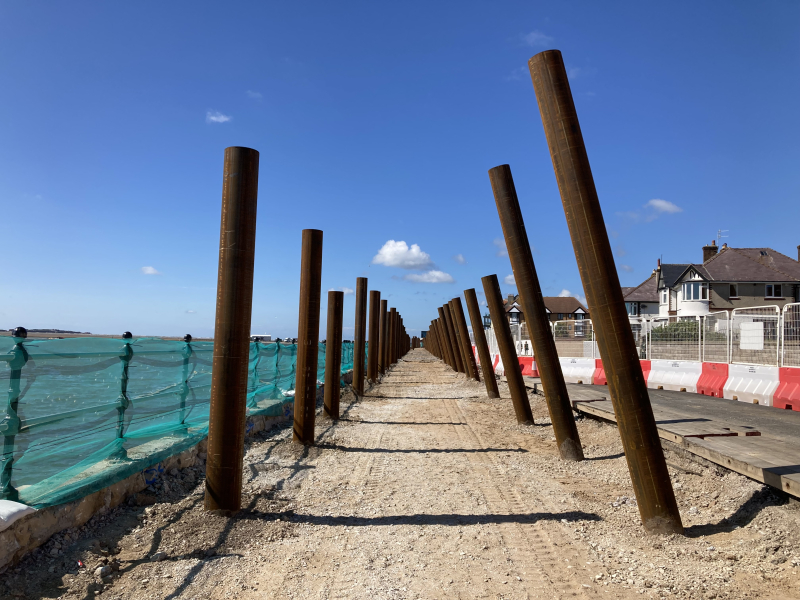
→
(465, 288, 500, 398)
(448, 300, 468, 373)
(489, 164, 583, 461)
(482, 274, 534, 424)
(205, 146, 259, 512)
(453, 297, 480, 382)
(442, 305, 464, 373)
(324, 291, 344, 420)
(379, 299, 388, 374)
(293, 229, 324, 446)
(437, 307, 456, 369)
(353, 277, 368, 396)
(367, 290, 381, 382)
(389, 307, 397, 366)
(529, 49, 682, 533)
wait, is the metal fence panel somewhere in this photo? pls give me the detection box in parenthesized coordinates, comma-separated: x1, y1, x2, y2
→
(553, 319, 595, 358)
(731, 306, 780, 366)
(647, 316, 701, 362)
(782, 303, 800, 368)
(702, 311, 730, 364)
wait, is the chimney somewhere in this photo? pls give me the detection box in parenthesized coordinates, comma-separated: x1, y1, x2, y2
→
(506, 294, 515, 304)
(703, 240, 718, 263)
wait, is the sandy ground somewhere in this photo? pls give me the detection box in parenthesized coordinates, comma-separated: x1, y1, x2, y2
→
(4, 349, 800, 599)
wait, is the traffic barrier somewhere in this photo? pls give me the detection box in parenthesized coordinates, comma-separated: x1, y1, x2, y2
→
(560, 357, 596, 384)
(697, 362, 728, 398)
(640, 360, 651, 385)
(492, 353, 502, 375)
(723, 364, 779, 407)
(593, 358, 607, 385)
(773, 368, 800, 411)
(647, 360, 702, 393)
(519, 357, 538, 377)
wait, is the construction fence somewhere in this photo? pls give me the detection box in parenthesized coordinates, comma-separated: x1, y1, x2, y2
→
(0, 336, 359, 509)
(483, 302, 800, 368)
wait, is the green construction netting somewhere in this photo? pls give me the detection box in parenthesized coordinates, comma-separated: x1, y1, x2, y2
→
(0, 336, 358, 509)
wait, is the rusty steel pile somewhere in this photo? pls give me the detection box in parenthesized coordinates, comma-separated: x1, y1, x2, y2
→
(424, 49, 682, 535)
(199, 48, 682, 537)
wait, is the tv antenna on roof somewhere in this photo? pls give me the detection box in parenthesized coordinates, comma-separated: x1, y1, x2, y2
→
(717, 229, 729, 246)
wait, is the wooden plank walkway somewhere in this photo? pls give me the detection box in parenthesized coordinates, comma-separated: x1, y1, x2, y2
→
(526, 379, 800, 500)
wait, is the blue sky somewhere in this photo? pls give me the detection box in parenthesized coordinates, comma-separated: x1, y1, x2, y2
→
(1, 1, 798, 338)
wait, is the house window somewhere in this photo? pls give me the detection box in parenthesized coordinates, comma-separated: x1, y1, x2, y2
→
(729, 284, 738, 298)
(510, 312, 520, 323)
(575, 313, 585, 320)
(682, 282, 708, 301)
(626, 302, 638, 316)
(766, 284, 783, 298)
(557, 313, 565, 320)
(660, 290, 668, 304)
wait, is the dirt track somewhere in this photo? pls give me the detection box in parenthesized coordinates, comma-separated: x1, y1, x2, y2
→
(4, 349, 800, 599)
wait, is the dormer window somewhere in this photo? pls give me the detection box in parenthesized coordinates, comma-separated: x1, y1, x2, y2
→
(682, 282, 708, 301)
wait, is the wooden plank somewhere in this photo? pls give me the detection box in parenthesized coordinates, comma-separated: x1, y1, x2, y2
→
(571, 397, 795, 497)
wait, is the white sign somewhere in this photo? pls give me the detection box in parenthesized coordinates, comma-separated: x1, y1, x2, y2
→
(739, 322, 764, 350)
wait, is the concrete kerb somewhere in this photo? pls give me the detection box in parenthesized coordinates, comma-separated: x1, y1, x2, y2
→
(0, 379, 340, 572)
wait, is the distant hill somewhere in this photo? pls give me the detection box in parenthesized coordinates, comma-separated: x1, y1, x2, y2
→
(4, 328, 91, 335)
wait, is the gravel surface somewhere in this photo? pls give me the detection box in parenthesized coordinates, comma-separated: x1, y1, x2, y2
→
(3, 349, 800, 599)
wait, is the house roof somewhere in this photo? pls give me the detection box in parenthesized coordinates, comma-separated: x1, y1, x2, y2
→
(659, 247, 800, 287)
(659, 264, 692, 288)
(624, 273, 658, 302)
(701, 247, 800, 282)
(543, 296, 588, 314)
(503, 295, 588, 315)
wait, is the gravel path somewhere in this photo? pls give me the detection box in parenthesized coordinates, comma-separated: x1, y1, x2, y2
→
(4, 349, 800, 599)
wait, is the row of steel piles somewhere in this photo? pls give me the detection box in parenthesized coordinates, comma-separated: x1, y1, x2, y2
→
(203, 149, 410, 513)
(424, 49, 682, 535)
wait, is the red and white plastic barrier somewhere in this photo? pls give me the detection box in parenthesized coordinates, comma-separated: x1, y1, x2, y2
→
(697, 363, 728, 398)
(723, 364, 780, 407)
(647, 360, 703, 393)
(471, 346, 800, 411)
(774, 368, 800, 411)
(559, 357, 596, 384)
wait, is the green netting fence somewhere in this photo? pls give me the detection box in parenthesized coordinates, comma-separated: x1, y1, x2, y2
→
(0, 336, 361, 509)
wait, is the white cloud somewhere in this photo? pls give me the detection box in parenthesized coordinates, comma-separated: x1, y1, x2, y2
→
(493, 238, 508, 257)
(504, 274, 516, 286)
(617, 198, 684, 223)
(453, 254, 466, 265)
(206, 110, 231, 124)
(246, 90, 263, 100)
(185, 310, 196, 314)
(646, 199, 682, 214)
(372, 240, 434, 270)
(328, 287, 355, 295)
(403, 270, 454, 284)
(522, 30, 554, 47)
(141, 266, 161, 275)
(620, 264, 634, 273)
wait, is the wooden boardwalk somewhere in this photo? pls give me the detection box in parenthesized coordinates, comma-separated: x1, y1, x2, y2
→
(550, 381, 800, 500)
